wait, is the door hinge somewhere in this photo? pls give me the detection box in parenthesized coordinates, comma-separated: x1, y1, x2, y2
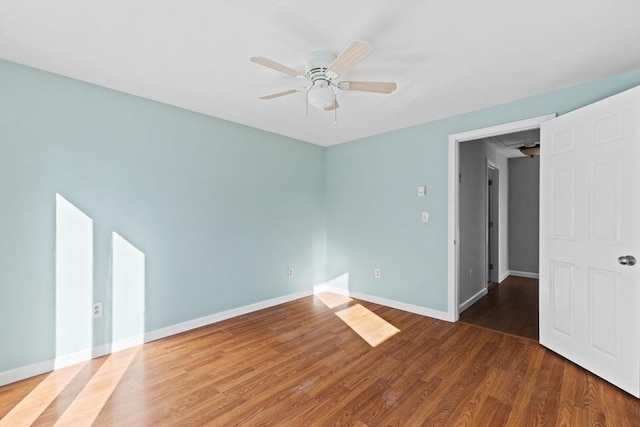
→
(489, 221, 493, 228)
(459, 172, 462, 183)
(488, 179, 493, 186)
(489, 263, 493, 270)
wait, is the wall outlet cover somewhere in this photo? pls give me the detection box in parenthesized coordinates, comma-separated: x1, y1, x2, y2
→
(92, 302, 103, 318)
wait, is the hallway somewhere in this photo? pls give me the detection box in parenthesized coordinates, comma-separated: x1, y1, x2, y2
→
(459, 276, 538, 341)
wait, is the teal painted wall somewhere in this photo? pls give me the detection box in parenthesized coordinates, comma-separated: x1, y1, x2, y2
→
(1, 57, 638, 375)
(0, 60, 326, 372)
(325, 70, 640, 312)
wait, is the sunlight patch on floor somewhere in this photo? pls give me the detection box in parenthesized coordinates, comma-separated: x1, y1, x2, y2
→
(335, 304, 400, 347)
(52, 346, 141, 426)
(316, 291, 353, 309)
(0, 361, 88, 426)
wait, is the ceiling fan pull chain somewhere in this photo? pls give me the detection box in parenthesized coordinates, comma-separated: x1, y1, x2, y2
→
(334, 102, 337, 125)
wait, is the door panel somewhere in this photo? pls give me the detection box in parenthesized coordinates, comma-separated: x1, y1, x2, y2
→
(540, 86, 639, 397)
(551, 167, 575, 239)
(590, 158, 621, 243)
(588, 267, 619, 357)
(550, 260, 574, 337)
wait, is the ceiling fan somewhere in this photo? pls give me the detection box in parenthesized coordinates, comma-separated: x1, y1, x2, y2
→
(519, 143, 540, 157)
(250, 41, 397, 114)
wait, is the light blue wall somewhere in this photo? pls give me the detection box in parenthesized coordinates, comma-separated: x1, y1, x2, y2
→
(1, 58, 638, 375)
(0, 60, 326, 372)
(325, 70, 640, 312)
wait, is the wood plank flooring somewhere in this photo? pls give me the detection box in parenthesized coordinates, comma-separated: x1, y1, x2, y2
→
(1, 293, 638, 426)
(459, 276, 539, 341)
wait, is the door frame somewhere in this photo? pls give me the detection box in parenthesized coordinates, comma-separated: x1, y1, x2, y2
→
(447, 114, 556, 321)
(486, 160, 499, 284)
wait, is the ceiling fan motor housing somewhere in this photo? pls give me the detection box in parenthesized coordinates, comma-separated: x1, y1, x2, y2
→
(304, 51, 338, 109)
(305, 51, 336, 82)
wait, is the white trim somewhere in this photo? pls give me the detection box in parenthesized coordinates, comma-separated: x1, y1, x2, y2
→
(448, 114, 556, 323)
(459, 288, 488, 313)
(144, 290, 312, 343)
(486, 159, 500, 285)
(0, 290, 311, 386)
(53, 348, 93, 370)
(1, 288, 453, 386)
(447, 133, 460, 321)
(313, 284, 452, 322)
(111, 335, 144, 353)
(499, 271, 510, 283)
(314, 285, 451, 322)
(508, 270, 540, 279)
(348, 291, 452, 322)
(313, 284, 350, 296)
(0, 359, 55, 386)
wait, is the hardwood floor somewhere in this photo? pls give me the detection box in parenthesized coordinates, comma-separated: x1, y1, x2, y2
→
(1, 293, 638, 426)
(459, 276, 539, 341)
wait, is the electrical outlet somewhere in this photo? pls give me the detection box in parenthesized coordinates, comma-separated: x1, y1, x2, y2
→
(374, 268, 381, 279)
(421, 211, 429, 222)
(92, 302, 103, 319)
(288, 267, 294, 278)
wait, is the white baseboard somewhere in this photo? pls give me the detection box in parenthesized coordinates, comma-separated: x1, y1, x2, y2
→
(0, 359, 55, 387)
(111, 335, 145, 353)
(0, 290, 312, 386)
(1, 288, 452, 386)
(53, 348, 94, 370)
(350, 291, 452, 322)
(313, 285, 451, 322)
(313, 284, 350, 296)
(499, 271, 510, 283)
(459, 288, 488, 313)
(144, 290, 311, 343)
(508, 270, 539, 279)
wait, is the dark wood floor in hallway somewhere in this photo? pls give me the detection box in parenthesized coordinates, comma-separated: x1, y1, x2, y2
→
(1, 292, 638, 425)
(459, 275, 539, 341)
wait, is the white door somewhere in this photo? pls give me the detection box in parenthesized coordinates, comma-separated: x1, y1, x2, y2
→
(540, 86, 639, 397)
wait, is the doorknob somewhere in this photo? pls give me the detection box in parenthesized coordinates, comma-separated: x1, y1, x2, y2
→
(618, 255, 637, 266)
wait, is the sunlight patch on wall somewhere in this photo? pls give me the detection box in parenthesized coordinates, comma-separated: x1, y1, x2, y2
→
(55, 194, 93, 368)
(335, 304, 400, 347)
(313, 272, 350, 296)
(112, 232, 145, 352)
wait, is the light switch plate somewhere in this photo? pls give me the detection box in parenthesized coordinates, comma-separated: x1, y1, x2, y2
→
(417, 185, 426, 197)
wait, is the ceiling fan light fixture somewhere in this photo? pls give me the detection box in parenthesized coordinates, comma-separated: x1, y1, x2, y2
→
(307, 81, 335, 110)
(251, 40, 396, 116)
(519, 144, 540, 158)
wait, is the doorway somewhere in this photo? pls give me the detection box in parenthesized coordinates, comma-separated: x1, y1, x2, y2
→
(446, 115, 555, 323)
(486, 161, 499, 285)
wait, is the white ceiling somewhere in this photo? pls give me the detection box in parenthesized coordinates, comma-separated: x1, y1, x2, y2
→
(477, 128, 541, 159)
(1, 1, 639, 147)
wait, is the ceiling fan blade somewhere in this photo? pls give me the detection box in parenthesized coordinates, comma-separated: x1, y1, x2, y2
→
(340, 81, 397, 94)
(324, 100, 339, 111)
(326, 41, 372, 79)
(250, 57, 305, 78)
(259, 89, 302, 100)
